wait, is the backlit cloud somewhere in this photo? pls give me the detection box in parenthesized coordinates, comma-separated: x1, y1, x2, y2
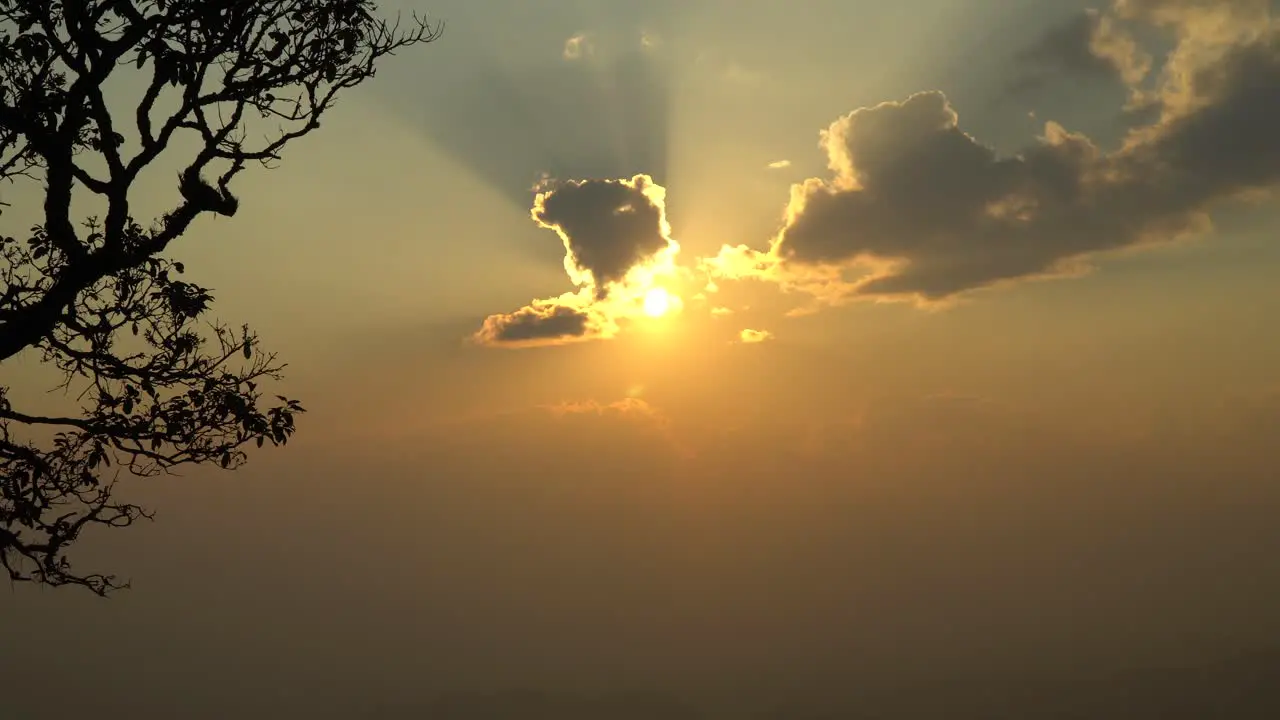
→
(471, 298, 613, 348)
(533, 174, 676, 298)
(702, 0, 1280, 307)
(739, 329, 773, 344)
(474, 175, 684, 348)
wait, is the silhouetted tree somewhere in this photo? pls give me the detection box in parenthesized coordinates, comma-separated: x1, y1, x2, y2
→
(0, 0, 440, 594)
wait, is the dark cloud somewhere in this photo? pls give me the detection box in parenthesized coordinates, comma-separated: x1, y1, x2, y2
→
(706, 2, 1280, 304)
(473, 174, 681, 347)
(472, 302, 599, 347)
(533, 174, 674, 297)
(1136, 37, 1280, 192)
(768, 91, 1110, 299)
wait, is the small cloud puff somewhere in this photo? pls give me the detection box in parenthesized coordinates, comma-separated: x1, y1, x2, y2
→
(563, 33, 592, 60)
(767, 159, 792, 169)
(739, 329, 773, 344)
(472, 298, 612, 348)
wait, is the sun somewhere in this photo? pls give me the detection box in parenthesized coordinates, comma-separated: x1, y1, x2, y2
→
(642, 287, 675, 318)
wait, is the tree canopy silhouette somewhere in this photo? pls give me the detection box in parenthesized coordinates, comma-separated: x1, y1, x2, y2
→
(0, 0, 440, 595)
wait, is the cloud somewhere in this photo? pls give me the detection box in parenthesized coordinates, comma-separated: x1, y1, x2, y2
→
(533, 174, 677, 298)
(1116, 0, 1271, 31)
(767, 159, 792, 169)
(703, 1, 1280, 306)
(739, 328, 773, 344)
(1009, 8, 1152, 94)
(541, 396, 694, 458)
(563, 32, 593, 60)
(710, 306, 734, 316)
(471, 299, 612, 348)
(473, 175, 684, 348)
(543, 396, 664, 421)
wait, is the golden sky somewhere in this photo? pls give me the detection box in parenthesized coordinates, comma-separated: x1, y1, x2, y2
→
(4, 1, 1280, 718)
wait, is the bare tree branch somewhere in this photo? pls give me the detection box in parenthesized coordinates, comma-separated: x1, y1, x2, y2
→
(0, 0, 440, 595)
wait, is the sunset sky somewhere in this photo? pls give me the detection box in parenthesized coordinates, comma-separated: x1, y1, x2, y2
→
(4, 0, 1280, 717)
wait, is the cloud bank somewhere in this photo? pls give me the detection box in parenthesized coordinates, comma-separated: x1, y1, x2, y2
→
(702, 0, 1280, 306)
